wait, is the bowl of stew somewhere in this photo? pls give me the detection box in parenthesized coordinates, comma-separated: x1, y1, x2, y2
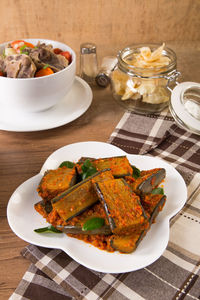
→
(0, 39, 76, 113)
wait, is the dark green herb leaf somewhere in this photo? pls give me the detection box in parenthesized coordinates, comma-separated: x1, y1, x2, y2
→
(82, 217, 105, 231)
(131, 165, 141, 179)
(81, 159, 93, 172)
(20, 45, 27, 53)
(34, 225, 62, 233)
(152, 187, 164, 195)
(59, 161, 75, 168)
(81, 172, 88, 180)
(83, 159, 92, 168)
(43, 64, 50, 69)
(81, 159, 97, 180)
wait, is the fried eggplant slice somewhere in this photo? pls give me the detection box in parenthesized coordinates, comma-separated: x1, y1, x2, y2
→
(37, 166, 77, 201)
(141, 193, 166, 223)
(76, 156, 133, 178)
(131, 168, 166, 195)
(51, 169, 114, 222)
(77, 157, 95, 164)
(35, 200, 112, 235)
(60, 202, 111, 235)
(34, 200, 52, 218)
(110, 232, 145, 253)
(94, 178, 148, 235)
(109, 193, 166, 253)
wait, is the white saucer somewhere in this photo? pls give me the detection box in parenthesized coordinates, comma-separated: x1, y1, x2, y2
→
(0, 76, 92, 132)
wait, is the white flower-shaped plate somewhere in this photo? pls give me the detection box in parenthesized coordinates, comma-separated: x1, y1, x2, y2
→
(7, 142, 187, 273)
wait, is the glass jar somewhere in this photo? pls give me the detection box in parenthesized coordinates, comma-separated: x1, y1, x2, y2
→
(110, 44, 180, 114)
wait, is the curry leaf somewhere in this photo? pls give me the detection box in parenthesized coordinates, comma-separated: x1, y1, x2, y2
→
(34, 225, 62, 233)
(59, 161, 75, 168)
(81, 159, 97, 180)
(131, 165, 141, 179)
(152, 187, 164, 195)
(82, 217, 105, 231)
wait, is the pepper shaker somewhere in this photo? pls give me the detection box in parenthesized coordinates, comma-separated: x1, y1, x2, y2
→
(95, 56, 118, 87)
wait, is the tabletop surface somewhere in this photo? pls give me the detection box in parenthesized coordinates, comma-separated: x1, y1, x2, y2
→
(0, 41, 200, 299)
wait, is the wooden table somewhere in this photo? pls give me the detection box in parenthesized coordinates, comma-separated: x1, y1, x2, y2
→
(0, 42, 199, 299)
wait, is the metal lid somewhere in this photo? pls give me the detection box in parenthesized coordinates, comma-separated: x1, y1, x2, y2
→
(169, 82, 200, 135)
(95, 73, 110, 87)
(80, 43, 96, 54)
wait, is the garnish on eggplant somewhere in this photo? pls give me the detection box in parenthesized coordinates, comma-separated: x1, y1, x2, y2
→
(58, 224, 112, 235)
(34, 225, 62, 233)
(82, 217, 105, 231)
(80, 159, 98, 180)
(151, 187, 164, 195)
(59, 161, 75, 168)
(131, 165, 141, 179)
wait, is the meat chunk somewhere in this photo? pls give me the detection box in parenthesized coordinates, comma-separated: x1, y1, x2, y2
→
(0, 55, 5, 73)
(4, 54, 36, 78)
(36, 42, 53, 51)
(29, 45, 68, 72)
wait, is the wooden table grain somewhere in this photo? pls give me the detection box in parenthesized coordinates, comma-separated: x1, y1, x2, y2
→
(0, 42, 199, 299)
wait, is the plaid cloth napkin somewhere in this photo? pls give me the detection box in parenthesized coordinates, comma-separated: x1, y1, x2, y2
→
(10, 109, 200, 300)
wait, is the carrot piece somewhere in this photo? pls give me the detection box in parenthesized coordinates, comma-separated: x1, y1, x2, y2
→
(54, 48, 62, 55)
(35, 67, 54, 77)
(24, 41, 34, 48)
(11, 40, 35, 52)
(60, 51, 72, 64)
(11, 40, 25, 50)
(0, 71, 4, 76)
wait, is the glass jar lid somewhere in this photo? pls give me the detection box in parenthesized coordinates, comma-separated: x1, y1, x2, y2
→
(170, 82, 200, 135)
(80, 43, 97, 54)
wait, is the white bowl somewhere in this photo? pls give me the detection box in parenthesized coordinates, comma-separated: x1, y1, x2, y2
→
(0, 39, 76, 113)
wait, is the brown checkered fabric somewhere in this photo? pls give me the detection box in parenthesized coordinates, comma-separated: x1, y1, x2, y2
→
(10, 109, 200, 300)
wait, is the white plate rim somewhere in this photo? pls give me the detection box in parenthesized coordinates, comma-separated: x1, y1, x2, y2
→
(7, 141, 187, 273)
(0, 76, 92, 132)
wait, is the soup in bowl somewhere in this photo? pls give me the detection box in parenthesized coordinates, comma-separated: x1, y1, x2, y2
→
(0, 39, 76, 113)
